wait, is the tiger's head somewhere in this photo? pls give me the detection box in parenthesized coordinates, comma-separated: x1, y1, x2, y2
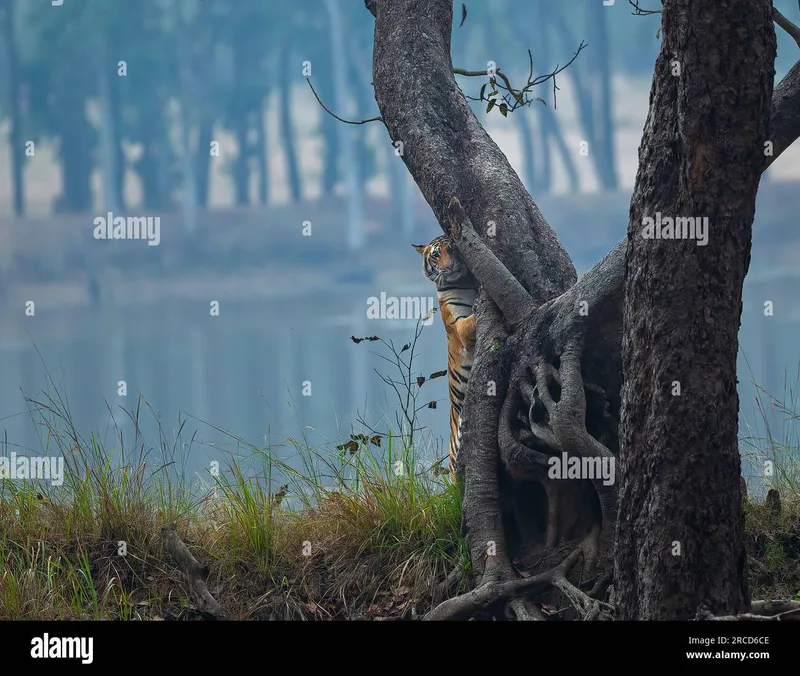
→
(412, 235, 477, 291)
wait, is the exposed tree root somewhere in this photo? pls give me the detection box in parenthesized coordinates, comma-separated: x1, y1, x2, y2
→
(425, 531, 613, 621)
(423, 199, 620, 622)
(161, 522, 228, 619)
(695, 600, 800, 621)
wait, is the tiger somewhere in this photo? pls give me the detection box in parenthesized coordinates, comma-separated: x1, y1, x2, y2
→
(413, 235, 479, 483)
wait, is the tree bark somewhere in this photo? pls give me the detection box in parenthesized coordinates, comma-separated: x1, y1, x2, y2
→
(615, 0, 776, 621)
(364, 0, 800, 621)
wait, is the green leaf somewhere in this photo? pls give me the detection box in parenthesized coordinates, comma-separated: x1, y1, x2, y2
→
(499, 104, 508, 117)
(486, 100, 495, 113)
(480, 83, 488, 101)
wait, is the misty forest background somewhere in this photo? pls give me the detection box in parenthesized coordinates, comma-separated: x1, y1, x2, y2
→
(0, 0, 799, 501)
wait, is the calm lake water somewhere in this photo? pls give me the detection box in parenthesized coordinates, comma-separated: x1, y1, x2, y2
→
(0, 265, 797, 502)
(0, 278, 452, 494)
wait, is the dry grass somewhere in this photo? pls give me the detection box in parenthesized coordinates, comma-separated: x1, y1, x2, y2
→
(741, 362, 800, 603)
(0, 369, 466, 620)
(1, 354, 798, 620)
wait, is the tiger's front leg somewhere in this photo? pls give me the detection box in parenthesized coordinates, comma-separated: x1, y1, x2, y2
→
(454, 314, 476, 352)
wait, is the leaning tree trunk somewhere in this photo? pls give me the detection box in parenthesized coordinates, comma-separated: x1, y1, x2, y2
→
(364, 0, 800, 621)
(614, 0, 776, 621)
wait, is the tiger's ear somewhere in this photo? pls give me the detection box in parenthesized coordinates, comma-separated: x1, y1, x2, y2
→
(412, 244, 427, 255)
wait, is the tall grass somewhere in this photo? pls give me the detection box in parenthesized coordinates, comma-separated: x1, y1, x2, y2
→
(739, 360, 800, 601)
(2, 347, 799, 619)
(0, 335, 466, 620)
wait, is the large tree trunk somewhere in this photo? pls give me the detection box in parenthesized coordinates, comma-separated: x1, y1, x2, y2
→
(614, 0, 775, 621)
(364, 0, 800, 621)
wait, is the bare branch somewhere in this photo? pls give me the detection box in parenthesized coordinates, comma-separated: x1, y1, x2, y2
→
(628, 0, 661, 16)
(446, 197, 536, 329)
(306, 78, 382, 125)
(774, 8, 800, 49)
(766, 59, 800, 169)
(455, 42, 586, 112)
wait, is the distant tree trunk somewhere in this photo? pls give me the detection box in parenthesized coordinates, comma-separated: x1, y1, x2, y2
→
(230, 39, 251, 207)
(325, 0, 363, 250)
(280, 43, 302, 203)
(535, 1, 579, 194)
(174, 0, 199, 231)
(256, 100, 269, 205)
(503, 0, 580, 193)
(349, 38, 387, 217)
(348, 47, 374, 193)
(615, 0, 775, 620)
(138, 107, 171, 211)
(195, 116, 213, 207)
(97, 39, 121, 214)
(231, 110, 250, 206)
(178, 94, 198, 230)
(586, 0, 617, 190)
(1, 0, 24, 216)
(317, 32, 340, 196)
(109, 58, 126, 212)
(58, 85, 93, 213)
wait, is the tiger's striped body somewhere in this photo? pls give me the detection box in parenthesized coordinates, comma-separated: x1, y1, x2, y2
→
(413, 235, 478, 483)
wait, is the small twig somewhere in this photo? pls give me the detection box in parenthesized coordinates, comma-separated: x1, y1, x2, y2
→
(453, 67, 517, 98)
(306, 78, 383, 125)
(455, 42, 586, 113)
(774, 8, 800, 49)
(628, 0, 661, 15)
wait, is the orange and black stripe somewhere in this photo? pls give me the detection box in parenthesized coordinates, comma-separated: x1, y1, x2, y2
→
(413, 235, 478, 482)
